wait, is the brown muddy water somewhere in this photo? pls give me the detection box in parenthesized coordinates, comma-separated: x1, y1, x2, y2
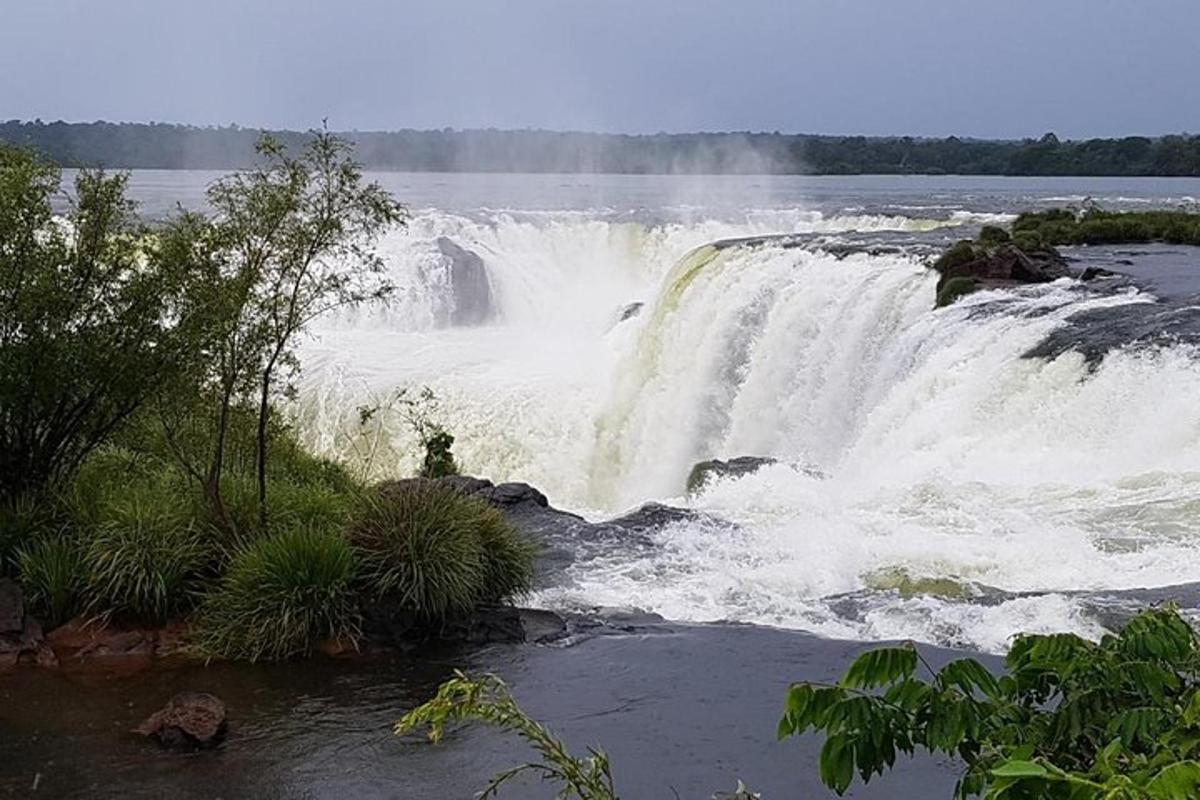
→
(0, 623, 985, 799)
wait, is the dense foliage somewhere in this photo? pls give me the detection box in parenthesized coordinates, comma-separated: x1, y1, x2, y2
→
(0, 134, 537, 661)
(1013, 208, 1200, 247)
(0, 145, 209, 504)
(779, 607, 1200, 799)
(4, 121, 1200, 175)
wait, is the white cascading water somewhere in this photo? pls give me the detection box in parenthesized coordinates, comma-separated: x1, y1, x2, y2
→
(299, 208, 1200, 652)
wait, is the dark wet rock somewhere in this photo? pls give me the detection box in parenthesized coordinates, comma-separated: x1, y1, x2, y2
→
(1079, 266, 1119, 281)
(362, 600, 567, 647)
(1024, 300, 1200, 368)
(437, 475, 495, 495)
(477, 482, 550, 510)
(686, 456, 777, 494)
(434, 237, 493, 326)
(0, 579, 23, 634)
(519, 608, 570, 643)
(617, 302, 644, 322)
(604, 502, 714, 533)
(936, 243, 1071, 298)
(134, 692, 228, 749)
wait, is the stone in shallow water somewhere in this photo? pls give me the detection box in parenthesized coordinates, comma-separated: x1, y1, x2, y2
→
(134, 692, 228, 749)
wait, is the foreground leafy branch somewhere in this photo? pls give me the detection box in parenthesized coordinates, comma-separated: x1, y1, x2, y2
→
(779, 607, 1200, 799)
(397, 672, 619, 799)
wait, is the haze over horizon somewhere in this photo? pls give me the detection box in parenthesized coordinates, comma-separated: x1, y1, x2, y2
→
(3, 0, 1198, 140)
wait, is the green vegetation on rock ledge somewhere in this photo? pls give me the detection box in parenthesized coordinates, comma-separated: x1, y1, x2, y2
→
(929, 208, 1200, 308)
(1013, 208, 1200, 247)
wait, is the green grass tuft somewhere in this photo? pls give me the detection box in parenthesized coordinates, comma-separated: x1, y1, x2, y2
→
(195, 527, 360, 662)
(83, 484, 212, 624)
(350, 481, 535, 622)
(17, 536, 87, 628)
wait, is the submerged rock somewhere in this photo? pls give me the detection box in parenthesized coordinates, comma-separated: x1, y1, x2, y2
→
(134, 692, 228, 749)
(686, 456, 777, 494)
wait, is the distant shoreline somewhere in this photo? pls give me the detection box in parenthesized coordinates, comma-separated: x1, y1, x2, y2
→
(5, 121, 1199, 177)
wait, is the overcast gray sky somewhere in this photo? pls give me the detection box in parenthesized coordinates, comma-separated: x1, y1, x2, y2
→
(2, 0, 1197, 139)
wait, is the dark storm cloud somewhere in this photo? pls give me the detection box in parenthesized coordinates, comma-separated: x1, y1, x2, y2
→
(2, 0, 1197, 138)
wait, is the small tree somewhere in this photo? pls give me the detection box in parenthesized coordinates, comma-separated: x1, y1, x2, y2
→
(200, 128, 405, 529)
(397, 386, 459, 478)
(779, 607, 1200, 799)
(0, 145, 211, 506)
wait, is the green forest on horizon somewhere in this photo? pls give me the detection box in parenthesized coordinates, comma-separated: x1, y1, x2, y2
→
(3, 120, 1200, 176)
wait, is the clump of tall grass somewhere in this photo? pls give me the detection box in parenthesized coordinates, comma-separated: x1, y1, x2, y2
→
(194, 527, 360, 662)
(17, 536, 87, 628)
(82, 481, 212, 624)
(349, 481, 535, 623)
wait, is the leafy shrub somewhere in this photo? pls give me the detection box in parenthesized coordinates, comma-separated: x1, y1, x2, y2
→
(932, 240, 979, 272)
(779, 607, 1200, 798)
(84, 484, 212, 624)
(349, 481, 534, 622)
(935, 277, 980, 308)
(17, 536, 86, 628)
(421, 430, 460, 479)
(977, 225, 1011, 246)
(1012, 230, 1045, 252)
(195, 527, 359, 662)
(0, 494, 67, 576)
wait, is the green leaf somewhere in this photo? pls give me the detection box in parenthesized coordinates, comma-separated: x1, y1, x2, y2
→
(990, 760, 1048, 779)
(841, 646, 918, 690)
(1145, 760, 1200, 800)
(938, 658, 1003, 700)
(819, 734, 857, 795)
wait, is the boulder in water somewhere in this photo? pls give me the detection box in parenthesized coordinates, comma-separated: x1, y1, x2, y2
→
(434, 237, 493, 326)
(686, 456, 777, 494)
(134, 692, 227, 749)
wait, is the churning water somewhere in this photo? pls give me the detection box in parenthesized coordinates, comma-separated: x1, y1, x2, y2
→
(127, 172, 1200, 653)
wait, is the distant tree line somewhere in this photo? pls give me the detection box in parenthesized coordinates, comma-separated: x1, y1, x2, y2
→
(3, 121, 1200, 176)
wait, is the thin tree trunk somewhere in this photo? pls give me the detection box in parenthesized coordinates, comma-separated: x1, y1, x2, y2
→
(207, 385, 236, 536)
(255, 367, 273, 531)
